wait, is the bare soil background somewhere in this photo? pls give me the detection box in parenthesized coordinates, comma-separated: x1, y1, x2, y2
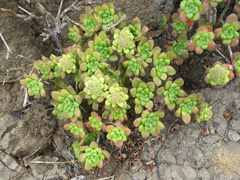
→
(0, 0, 240, 180)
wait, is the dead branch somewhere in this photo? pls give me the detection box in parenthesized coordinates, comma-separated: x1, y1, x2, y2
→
(104, 14, 127, 32)
(0, 33, 12, 59)
(1, 0, 100, 53)
(217, 0, 230, 25)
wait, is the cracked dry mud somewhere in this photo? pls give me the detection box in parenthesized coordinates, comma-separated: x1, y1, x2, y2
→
(0, 0, 240, 180)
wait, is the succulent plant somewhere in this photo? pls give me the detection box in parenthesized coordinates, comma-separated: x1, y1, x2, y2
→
(231, 52, 240, 77)
(34, 56, 53, 80)
(105, 83, 129, 111)
(79, 48, 109, 75)
(80, 6, 100, 37)
(79, 142, 110, 170)
(179, 0, 209, 22)
(72, 141, 82, 159)
(57, 54, 77, 74)
(106, 124, 131, 148)
(68, 25, 82, 45)
(160, 13, 170, 31)
(234, 1, 240, 12)
(112, 27, 136, 55)
(188, 26, 216, 54)
(94, 3, 115, 29)
(175, 93, 202, 124)
(86, 112, 105, 132)
(130, 78, 155, 114)
(128, 17, 148, 41)
(110, 109, 128, 121)
(122, 57, 146, 77)
(64, 121, 85, 138)
(81, 70, 109, 110)
(214, 14, 240, 47)
(194, 103, 213, 123)
(207, 0, 222, 7)
(204, 61, 234, 89)
(157, 78, 186, 110)
(133, 109, 165, 138)
(20, 73, 46, 98)
(150, 47, 176, 86)
(88, 31, 117, 61)
(166, 35, 189, 65)
(51, 86, 82, 121)
(136, 37, 155, 63)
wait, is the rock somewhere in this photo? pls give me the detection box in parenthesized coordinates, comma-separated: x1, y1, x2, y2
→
(0, 115, 49, 156)
(197, 168, 211, 180)
(182, 166, 197, 180)
(228, 130, 240, 142)
(28, 155, 61, 179)
(157, 148, 176, 164)
(230, 120, 240, 133)
(0, 150, 34, 180)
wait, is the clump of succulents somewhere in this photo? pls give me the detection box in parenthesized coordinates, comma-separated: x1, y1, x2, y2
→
(106, 124, 131, 148)
(214, 14, 240, 47)
(150, 47, 176, 86)
(86, 112, 105, 132)
(64, 121, 85, 138)
(79, 142, 110, 170)
(94, 3, 115, 29)
(204, 61, 234, 89)
(231, 52, 240, 77)
(122, 57, 146, 77)
(19, 2, 219, 173)
(179, 0, 209, 22)
(175, 93, 202, 124)
(188, 26, 216, 54)
(81, 70, 109, 110)
(130, 78, 155, 114)
(112, 27, 136, 55)
(20, 73, 46, 98)
(128, 17, 149, 41)
(51, 86, 82, 121)
(166, 35, 189, 65)
(194, 103, 213, 123)
(136, 37, 155, 64)
(88, 31, 117, 61)
(133, 109, 165, 138)
(68, 25, 82, 45)
(157, 78, 186, 110)
(80, 6, 100, 37)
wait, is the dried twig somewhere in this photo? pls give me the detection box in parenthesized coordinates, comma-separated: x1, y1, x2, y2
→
(70, 175, 85, 180)
(217, 0, 230, 25)
(29, 160, 70, 164)
(96, 176, 115, 180)
(104, 14, 127, 32)
(227, 45, 233, 60)
(0, 33, 12, 59)
(22, 86, 29, 108)
(0, 7, 27, 18)
(215, 48, 230, 63)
